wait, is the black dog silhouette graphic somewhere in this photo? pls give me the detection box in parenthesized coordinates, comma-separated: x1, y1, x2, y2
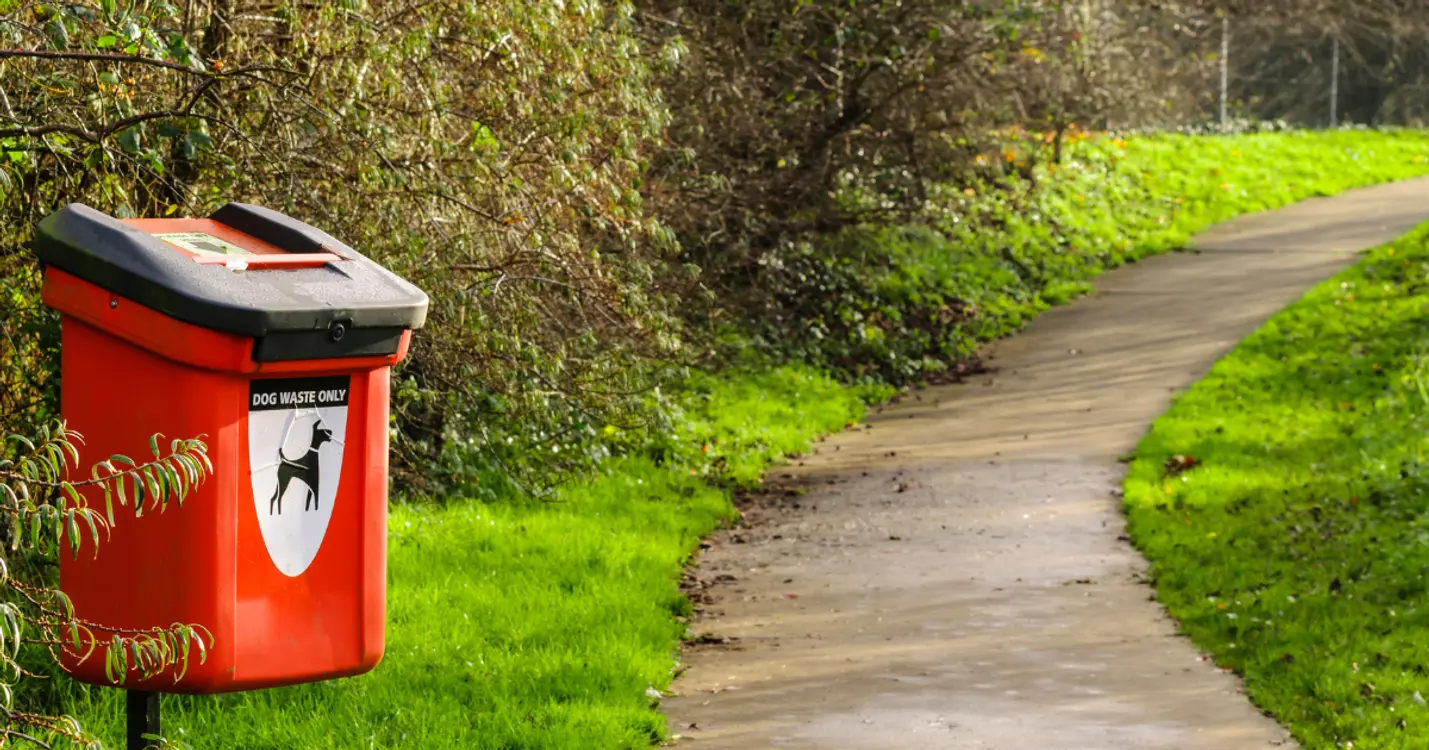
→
(269, 420, 333, 515)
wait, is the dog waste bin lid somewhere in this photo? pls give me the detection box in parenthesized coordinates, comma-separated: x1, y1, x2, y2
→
(34, 202, 428, 343)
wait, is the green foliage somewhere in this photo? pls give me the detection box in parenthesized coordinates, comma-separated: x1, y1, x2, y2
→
(60, 366, 873, 748)
(1126, 222, 1429, 747)
(642, 0, 1233, 383)
(738, 128, 1429, 382)
(0, 423, 210, 747)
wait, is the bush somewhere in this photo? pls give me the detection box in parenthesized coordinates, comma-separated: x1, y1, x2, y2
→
(639, 1, 1225, 363)
(0, 0, 681, 496)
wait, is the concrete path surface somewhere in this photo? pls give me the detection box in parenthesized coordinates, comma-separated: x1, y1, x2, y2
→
(666, 179, 1429, 749)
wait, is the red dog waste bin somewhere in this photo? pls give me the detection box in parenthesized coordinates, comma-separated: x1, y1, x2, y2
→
(35, 203, 427, 692)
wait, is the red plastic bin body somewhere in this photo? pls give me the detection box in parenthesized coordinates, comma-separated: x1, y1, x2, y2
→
(46, 266, 408, 693)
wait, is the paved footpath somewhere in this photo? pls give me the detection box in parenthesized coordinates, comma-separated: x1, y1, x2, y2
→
(666, 179, 1429, 749)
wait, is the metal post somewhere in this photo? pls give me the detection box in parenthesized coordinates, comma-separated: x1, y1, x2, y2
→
(1219, 13, 1229, 129)
(1330, 35, 1340, 127)
(126, 691, 160, 750)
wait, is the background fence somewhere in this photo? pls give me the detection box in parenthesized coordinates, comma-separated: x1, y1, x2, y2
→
(1091, 4, 1429, 131)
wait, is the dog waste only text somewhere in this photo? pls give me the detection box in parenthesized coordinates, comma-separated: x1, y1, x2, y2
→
(251, 380, 350, 409)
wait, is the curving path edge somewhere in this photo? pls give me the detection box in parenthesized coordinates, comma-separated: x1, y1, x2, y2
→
(666, 178, 1429, 749)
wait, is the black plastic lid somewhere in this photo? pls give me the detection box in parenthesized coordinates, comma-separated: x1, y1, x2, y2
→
(34, 203, 428, 341)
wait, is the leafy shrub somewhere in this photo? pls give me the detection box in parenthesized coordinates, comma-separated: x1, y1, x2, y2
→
(639, 1, 1226, 369)
(0, 0, 681, 496)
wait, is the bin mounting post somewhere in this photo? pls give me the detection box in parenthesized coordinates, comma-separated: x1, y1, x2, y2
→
(126, 690, 160, 750)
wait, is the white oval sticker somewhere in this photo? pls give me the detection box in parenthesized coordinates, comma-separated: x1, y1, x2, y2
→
(247, 377, 350, 576)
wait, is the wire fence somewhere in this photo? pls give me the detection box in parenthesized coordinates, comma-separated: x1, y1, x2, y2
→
(1095, 6, 1429, 131)
(1218, 19, 1429, 129)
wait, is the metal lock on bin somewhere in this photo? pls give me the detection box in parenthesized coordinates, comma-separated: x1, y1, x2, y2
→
(34, 203, 427, 693)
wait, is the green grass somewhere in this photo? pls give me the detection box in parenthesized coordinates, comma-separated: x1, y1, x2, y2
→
(59, 367, 883, 749)
(1125, 222, 1429, 748)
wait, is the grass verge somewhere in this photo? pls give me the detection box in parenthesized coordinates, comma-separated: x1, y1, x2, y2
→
(1126, 222, 1429, 748)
